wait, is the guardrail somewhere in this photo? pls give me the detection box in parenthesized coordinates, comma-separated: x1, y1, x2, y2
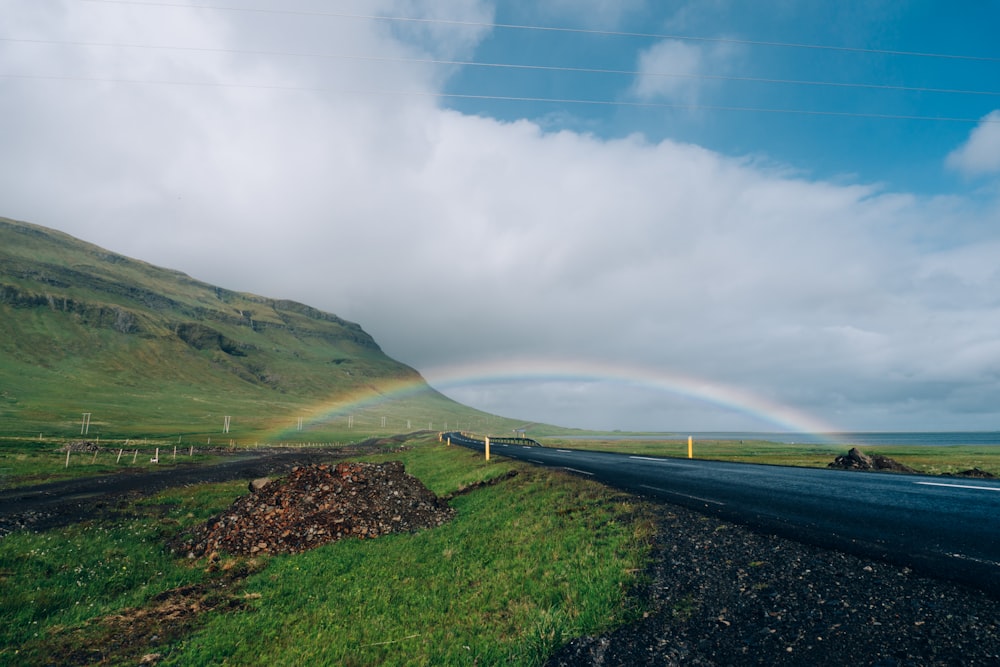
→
(442, 431, 543, 449)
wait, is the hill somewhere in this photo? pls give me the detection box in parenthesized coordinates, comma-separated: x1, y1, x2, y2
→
(0, 216, 508, 441)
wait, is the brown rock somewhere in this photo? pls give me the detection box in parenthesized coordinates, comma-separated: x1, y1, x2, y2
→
(828, 448, 916, 473)
(248, 477, 272, 493)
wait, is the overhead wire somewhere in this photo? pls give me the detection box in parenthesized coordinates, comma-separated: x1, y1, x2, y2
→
(3, 36, 1000, 99)
(70, 0, 1000, 63)
(2, 72, 995, 124)
(2, 1, 997, 124)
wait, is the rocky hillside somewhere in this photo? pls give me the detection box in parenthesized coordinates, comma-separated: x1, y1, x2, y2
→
(0, 217, 492, 440)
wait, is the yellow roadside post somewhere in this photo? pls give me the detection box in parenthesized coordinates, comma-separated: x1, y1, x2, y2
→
(688, 435, 693, 459)
(447, 436, 451, 447)
(485, 436, 491, 461)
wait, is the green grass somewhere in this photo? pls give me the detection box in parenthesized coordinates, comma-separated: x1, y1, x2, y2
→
(1, 439, 652, 666)
(0, 480, 248, 664)
(0, 437, 227, 488)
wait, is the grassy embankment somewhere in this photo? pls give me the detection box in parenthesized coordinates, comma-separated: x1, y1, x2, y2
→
(0, 437, 653, 666)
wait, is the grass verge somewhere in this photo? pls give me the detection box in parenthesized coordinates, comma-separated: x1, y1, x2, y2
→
(545, 438, 1000, 476)
(2, 439, 653, 666)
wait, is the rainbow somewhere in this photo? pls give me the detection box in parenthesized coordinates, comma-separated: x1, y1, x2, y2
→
(264, 376, 442, 441)
(266, 358, 839, 441)
(422, 358, 839, 436)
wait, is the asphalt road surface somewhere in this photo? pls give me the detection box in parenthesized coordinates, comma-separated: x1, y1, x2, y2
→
(445, 433, 1000, 594)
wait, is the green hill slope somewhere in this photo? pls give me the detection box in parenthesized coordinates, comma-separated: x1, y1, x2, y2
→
(0, 217, 506, 441)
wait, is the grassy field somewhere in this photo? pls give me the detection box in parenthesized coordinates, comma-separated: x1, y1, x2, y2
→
(0, 437, 232, 488)
(1, 438, 653, 666)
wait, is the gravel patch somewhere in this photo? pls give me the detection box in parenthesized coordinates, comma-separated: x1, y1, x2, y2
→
(547, 502, 1000, 666)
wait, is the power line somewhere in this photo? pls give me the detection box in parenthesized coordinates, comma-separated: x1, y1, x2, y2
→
(74, 0, 1000, 63)
(2, 72, 996, 124)
(4, 36, 999, 99)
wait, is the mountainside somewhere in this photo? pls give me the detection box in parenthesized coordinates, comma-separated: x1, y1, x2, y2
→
(0, 217, 501, 440)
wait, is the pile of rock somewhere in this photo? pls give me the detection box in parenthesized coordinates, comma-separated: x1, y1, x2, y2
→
(61, 441, 100, 452)
(828, 447, 917, 473)
(175, 461, 454, 558)
(949, 467, 997, 479)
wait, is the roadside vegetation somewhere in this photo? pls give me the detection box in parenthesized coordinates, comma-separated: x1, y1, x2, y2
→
(1, 438, 653, 666)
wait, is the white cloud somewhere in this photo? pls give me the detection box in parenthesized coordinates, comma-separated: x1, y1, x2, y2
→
(3, 2, 1000, 432)
(527, 0, 647, 28)
(630, 39, 738, 105)
(947, 110, 1000, 176)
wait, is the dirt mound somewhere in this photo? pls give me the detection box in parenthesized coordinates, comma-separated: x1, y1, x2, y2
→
(828, 447, 916, 473)
(949, 467, 997, 479)
(175, 461, 453, 558)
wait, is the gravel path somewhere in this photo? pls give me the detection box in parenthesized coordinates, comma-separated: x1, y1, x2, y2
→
(547, 501, 1000, 666)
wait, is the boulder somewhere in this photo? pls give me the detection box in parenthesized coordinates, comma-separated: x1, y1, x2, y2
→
(828, 447, 916, 473)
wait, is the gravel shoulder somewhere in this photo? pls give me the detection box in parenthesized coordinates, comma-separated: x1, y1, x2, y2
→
(547, 500, 1000, 666)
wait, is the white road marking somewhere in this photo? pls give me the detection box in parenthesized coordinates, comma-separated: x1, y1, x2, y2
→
(639, 484, 724, 506)
(629, 456, 685, 465)
(556, 449, 572, 453)
(916, 481, 1000, 492)
(528, 459, 545, 465)
(561, 467, 594, 476)
(947, 552, 1000, 566)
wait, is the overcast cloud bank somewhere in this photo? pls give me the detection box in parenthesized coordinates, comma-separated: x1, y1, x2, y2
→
(2, 1, 999, 432)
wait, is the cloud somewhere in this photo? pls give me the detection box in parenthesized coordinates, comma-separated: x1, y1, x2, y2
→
(947, 111, 1000, 176)
(523, 0, 647, 28)
(3, 2, 1000, 432)
(630, 38, 738, 105)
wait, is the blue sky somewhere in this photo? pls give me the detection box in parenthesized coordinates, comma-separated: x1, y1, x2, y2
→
(441, 1, 999, 194)
(2, 1, 1000, 432)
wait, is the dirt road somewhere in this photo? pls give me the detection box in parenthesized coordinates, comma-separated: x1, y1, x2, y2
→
(0, 446, 372, 536)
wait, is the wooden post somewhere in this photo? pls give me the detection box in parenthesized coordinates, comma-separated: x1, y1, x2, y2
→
(65, 448, 71, 468)
(688, 436, 693, 459)
(189, 445, 194, 457)
(173, 446, 177, 461)
(116, 448, 123, 464)
(91, 449, 98, 464)
(132, 449, 138, 464)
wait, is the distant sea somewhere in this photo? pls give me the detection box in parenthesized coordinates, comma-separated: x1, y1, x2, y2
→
(574, 432, 1000, 446)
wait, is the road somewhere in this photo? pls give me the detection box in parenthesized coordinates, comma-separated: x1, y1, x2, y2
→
(0, 448, 363, 536)
(444, 432, 1000, 593)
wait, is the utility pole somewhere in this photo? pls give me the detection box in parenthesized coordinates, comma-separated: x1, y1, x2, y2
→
(80, 413, 91, 436)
